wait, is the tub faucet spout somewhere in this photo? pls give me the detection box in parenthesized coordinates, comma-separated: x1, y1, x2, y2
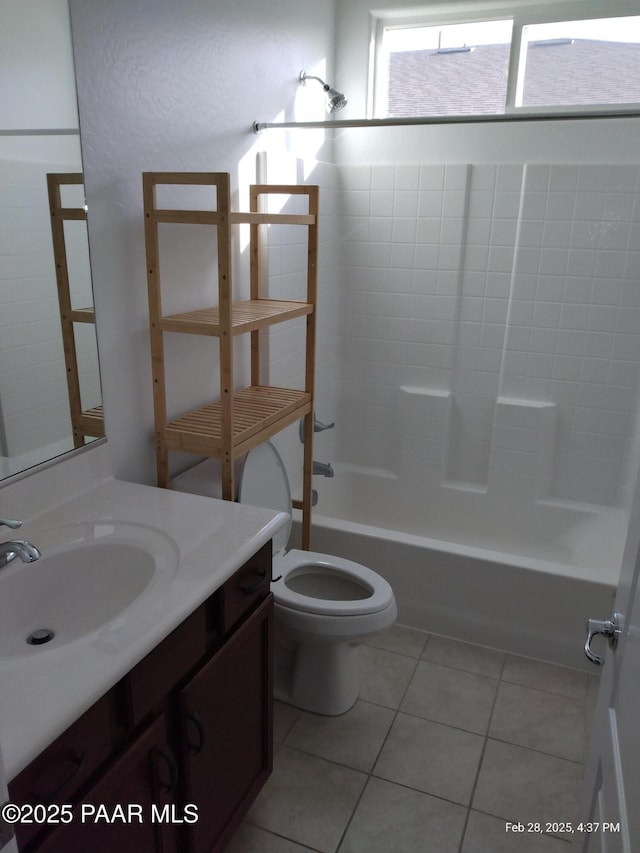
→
(313, 461, 334, 478)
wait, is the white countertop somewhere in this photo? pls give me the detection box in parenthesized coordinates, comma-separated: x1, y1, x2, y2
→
(0, 477, 287, 781)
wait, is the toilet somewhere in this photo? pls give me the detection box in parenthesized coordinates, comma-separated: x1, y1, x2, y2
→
(172, 442, 397, 715)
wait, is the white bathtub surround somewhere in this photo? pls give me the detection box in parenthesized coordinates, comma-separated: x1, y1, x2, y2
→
(282, 158, 640, 673)
(397, 386, 451, 488)
(338, 162, 640, 514)
(397, 388, 558, 500)
(489, 397, 557, 499)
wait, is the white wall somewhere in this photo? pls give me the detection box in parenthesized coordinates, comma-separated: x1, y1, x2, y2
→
(69, 0, 338, 485)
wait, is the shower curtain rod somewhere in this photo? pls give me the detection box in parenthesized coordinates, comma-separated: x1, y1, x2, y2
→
(0, 128, 79, 136)
(253, 110, 639, 133)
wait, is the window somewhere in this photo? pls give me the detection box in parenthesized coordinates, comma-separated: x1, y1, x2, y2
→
(379, 20, 513, 117)
(519, 18, 640, 108)
(373, 8, 640, 118)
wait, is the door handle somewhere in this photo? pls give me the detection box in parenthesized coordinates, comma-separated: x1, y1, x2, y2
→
(185, 711, 205, 756)
(584, 613, 622, 666)
(151, 746, 178, 794)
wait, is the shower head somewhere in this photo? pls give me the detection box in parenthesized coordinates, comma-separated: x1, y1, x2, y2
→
(299, 70, 348, 114)
(326, 87, 348, 113)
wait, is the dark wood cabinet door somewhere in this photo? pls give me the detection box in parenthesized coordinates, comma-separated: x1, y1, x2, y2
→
(179, 593, 273, 853)
(10, 696, 113, 850)
(32, 714, 179, 853)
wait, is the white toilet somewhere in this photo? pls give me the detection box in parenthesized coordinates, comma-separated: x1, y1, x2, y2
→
(172, 442, 397, 716)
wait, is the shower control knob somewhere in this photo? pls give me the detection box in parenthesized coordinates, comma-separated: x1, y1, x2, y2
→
(584, 613, 622, 666)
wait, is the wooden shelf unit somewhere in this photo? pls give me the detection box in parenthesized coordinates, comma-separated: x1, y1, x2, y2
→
(144, 172, 318, 549)
(47, 173, 104, 447)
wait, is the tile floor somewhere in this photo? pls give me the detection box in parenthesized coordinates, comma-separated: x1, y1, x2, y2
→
(227, 625, 600, 853)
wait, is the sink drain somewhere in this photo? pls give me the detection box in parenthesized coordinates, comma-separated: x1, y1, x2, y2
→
(26, 628, 55, 646)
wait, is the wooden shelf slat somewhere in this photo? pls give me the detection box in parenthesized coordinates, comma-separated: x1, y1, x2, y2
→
(159, 299, 313, 336)
(162, 386, 311, 456)
(149, 209, 223, 225)
(229, 212, 315, 226)
(55, 207, 86, 221)
(144, 171, 225, 186)
(69, 307, 96, 323)
(148, 210, 315, 227)
(77, 406, 105, 438)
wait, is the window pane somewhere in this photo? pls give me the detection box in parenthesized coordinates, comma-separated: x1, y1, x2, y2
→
(384, 20, 512, 117)
(521, 17, 640, 107)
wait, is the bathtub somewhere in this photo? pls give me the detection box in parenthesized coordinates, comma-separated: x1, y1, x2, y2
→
(291, 464, 625, 671)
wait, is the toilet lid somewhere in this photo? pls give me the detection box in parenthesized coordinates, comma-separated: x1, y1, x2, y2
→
(238, 441, 292, 555)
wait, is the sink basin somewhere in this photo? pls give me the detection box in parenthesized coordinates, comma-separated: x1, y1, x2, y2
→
(0, 521, 179, 657)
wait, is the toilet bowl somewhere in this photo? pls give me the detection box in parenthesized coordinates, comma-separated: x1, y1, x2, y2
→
(171, 442, 397, 716)
(237, 441, 397, 716)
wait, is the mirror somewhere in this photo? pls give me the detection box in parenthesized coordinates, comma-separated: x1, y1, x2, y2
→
(0, 0, 102, 479)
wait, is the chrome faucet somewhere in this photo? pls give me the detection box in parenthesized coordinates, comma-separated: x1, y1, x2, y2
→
(299, 414, 335, 443)
(0, 540, 41, 569)
(0, 518, 41, 569)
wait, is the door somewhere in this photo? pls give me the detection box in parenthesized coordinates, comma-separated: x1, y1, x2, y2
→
(179, 593, 273, 853)
(581, 475, 640, 852)
(33, 714, 179, 853)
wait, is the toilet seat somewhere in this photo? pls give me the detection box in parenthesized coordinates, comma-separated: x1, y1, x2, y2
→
(238, 442, 395, 618)
(274, 550, 395, 617)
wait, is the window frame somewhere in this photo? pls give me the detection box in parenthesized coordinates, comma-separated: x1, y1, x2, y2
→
(369, 1, 640, 120)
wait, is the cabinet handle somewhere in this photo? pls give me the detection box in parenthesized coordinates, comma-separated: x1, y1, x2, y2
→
(152, 746, 178, 794)
(185, 711, 206, 756)
(239, 570, 268, 596)
(34, 750, 85, 802)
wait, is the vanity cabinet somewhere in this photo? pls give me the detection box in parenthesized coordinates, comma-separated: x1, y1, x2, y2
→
(9, 542, 273, 853)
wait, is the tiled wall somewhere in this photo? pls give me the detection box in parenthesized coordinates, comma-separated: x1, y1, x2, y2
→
(261, 158, 342, 496)
(338, 162, 640, 509)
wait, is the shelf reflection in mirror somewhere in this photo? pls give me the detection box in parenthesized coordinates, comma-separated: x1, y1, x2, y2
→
(0, 0, 102, 481)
